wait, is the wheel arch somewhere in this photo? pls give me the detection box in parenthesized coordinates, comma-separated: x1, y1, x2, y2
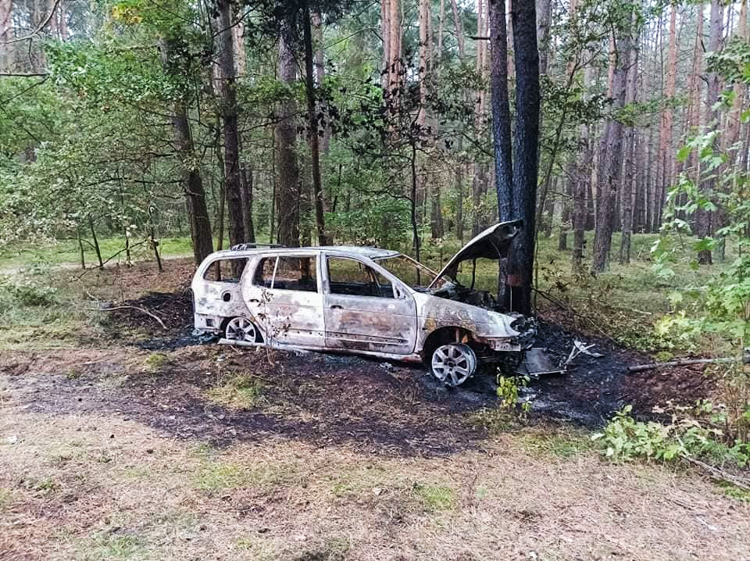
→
(421, 326, 473, 364)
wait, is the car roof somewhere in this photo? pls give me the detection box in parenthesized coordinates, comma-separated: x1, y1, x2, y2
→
(205, 245, 401, 261)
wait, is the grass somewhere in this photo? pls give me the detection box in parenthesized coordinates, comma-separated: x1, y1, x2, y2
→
(0, 487, 12, 511)
(78, 532, 146, 561)
(412, 482, 456, 511)
(141, 352, 170, 373)
(0, 236, 196, 271)
(519, 428, 596, 460)
(194, 457, 300, 493)
(206, 374, 267, 409)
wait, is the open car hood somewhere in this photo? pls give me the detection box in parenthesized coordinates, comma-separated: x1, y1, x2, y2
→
(428, 220, 523, 289)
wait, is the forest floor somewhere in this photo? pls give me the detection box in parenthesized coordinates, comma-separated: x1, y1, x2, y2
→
(1, 246, 748, 560)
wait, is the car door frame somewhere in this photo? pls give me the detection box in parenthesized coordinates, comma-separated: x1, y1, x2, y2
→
(242, 251, 326, 348)
(321, 253, 418, 355)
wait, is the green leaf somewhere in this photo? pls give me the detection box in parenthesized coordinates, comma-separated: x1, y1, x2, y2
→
(676, 145, 691, 162)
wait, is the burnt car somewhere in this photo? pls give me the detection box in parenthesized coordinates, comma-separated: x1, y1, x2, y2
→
(191, 220, 534, 386)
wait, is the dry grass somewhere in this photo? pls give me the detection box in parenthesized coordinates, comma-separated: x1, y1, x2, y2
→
(1, 370, 749, 560)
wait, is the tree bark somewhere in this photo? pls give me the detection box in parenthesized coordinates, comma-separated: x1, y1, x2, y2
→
(507, 0, 540, 314)
(214, 0, 244, 249)
(452, 0, 466, 241)
(159, 40, 213, 265)
(697, 0, 723, 265)
(240, 166, 255, 243)
(312, 11, 330, 156)
(232, 9, 246, 77)
(619, 6, 640, 264)
(724, 0, 747, 167)
(591, 16, 633, 273)
(0, 0, 12, 70)
(489, 0, 513, 223)
(572, 63, 593, 272)
(302, 2, 327, 245)
(275, 16, 301, 247)
(656, 4, 677, 231)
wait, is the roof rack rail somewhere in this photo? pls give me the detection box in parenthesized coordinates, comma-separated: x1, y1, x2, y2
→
(229, 243, 287, 251)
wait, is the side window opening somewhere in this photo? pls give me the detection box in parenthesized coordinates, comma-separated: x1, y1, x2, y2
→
(257, 256, 318, 292)
(327, 257, 393, 298)
(253, 256, 277, 288)
(203, 258, 248, 283)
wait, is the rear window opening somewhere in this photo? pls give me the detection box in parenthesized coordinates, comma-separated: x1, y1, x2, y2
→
(203, 258, 248, 283)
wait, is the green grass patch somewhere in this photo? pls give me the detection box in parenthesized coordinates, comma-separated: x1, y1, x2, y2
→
(194, 459, 300, 493)
(206, 374, 267, 409)
(519, 429, 595, 460)
(78, 531, 146, 561)
(412, 482, 456, 511)
(717, 481, 750, 503)
(141, 352, 170, 373)
(0, 236, 198, 271)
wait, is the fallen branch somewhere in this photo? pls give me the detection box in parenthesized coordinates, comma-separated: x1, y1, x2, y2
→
(96, 305, 167, 330)
(84, 290, 166, 330)
(627, 357, 742, 373)
(683, 455, 750, 492)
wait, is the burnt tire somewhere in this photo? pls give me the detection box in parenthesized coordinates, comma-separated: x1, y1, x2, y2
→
(429, 343, 477, 387)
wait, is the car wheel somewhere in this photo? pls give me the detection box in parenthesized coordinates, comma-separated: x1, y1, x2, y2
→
(225, 317, 260, 343)
(430, 343, 477, 387)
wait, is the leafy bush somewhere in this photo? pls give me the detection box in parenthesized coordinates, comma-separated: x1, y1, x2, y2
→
(0, 274, 58, 308)
(594, 405, 749, 468)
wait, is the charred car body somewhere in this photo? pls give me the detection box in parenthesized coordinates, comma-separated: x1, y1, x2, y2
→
(191, 220, 535, 386)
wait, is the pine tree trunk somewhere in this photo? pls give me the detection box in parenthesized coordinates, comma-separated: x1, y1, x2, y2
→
(592, 16, 633, 273)
(312, 11, 331, 156)
(240, 166, 255, 243)
(214, 0, 244, 250)
(275, 16, 301, 247)
(698, 0, 723, 265)
(506, 0, 540, 314)
(452, 0, 466, 241)
(656, 4, 677, 231)
(572, 64, 593, 272)
(303, 1, 327, 245)
(619, 6, 640, 264)
(724, 0, 747, 166)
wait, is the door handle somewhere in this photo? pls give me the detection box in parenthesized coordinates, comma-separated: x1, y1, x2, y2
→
(249, 299, 260, 304)
(330, 305, 343, 309)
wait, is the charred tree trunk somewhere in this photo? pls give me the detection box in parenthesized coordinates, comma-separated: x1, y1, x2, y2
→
(506, 0, 540, 314)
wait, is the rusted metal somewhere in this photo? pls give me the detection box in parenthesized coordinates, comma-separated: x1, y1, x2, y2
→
(191, 222, 535, 386)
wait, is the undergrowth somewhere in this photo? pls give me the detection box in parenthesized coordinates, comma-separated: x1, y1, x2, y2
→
(594, 404, 750, 468)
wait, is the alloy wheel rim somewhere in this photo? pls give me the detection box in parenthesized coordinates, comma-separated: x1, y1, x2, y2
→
(431, 344, 476, 386)
(226, 317, 257, 342)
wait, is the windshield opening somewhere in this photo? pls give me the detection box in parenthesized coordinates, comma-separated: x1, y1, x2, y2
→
(373, 254, 450, 291)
